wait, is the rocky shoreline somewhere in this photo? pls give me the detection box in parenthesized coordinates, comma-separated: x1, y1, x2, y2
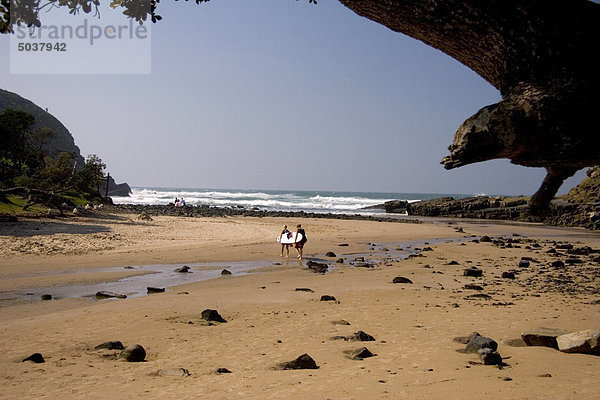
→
(371, 197, 600, 231)
(108, 203, 421, 224)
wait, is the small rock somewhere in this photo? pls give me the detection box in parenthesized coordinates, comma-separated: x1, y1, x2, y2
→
(279, 354, 319, 370)
(216, 367, 232, 374)
(332, 319, 351, 325)
(22, 353, 45, 363)
(41, 294, 52, 300)
(156, 368, 191, 377)
(502, 271, 516, 279)
(448, 260, 460, 265)
(518, 259, 530, 268)
(464, 283, 484, 290)
(465, 332, 498, 353)
(338, 243, 349, 247)
(478, 348, 502, 365)
(95, 291, 127, 299)
(221, 269, 232, 275)
(147, 287, 166, 293)
(336, 258, 345, 264)
(538, 373, 552, 378)
(354, 257, 365, 262)
(480, 236, 492, 242)
(201, 309, 227, 323)
(551, 260, 565, 269)
(295, 288, 314, 293)
(393, 276, 413, 284)
(325, 252, 337, 257)
(174, 266, 191, 273)
(463, 267, 483, 277)
(350, 331, 375, 341)
(119, 344, 146, 362)
(94, 341, 125, 350)
(320, 295, 337, 302)
(345, 347, 375, 360)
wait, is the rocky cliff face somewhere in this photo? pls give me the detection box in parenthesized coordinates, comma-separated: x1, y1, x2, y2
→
(0, 88, 84, 167)
(0, 88, 130, 197)
(565, 167, 600, 204)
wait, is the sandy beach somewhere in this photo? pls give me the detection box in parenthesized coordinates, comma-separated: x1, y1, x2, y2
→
(1, 211, 599, 399)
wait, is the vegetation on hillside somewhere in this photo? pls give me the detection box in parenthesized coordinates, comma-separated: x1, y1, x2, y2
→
(565, 166, 600, 204)
(0, 108, 106, 213)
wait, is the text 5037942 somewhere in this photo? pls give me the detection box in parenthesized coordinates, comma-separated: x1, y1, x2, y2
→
(17, 43, 66, 52)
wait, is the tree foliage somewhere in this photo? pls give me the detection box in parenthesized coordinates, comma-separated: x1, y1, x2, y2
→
(0, 108, 106, 201)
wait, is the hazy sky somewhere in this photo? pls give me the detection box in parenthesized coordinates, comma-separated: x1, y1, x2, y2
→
(0, 1, 589, 195)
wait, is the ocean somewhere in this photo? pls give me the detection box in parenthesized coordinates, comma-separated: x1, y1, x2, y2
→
(111, 188, 474, 215)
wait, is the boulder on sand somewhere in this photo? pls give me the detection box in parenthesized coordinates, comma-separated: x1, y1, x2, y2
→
(556, 329, 600, 355)
(119, 344, 146, 362)
(521, 327, 569, 349)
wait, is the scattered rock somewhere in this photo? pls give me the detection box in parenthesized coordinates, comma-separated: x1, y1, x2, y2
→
(95, 291, 127, 299)
(40, 294, 52, 300)
(94, 341, 125, 350)
(325, 252, 337, 257)
(480, 236, 492, 242)
(464, 283, 484, 290)
(556, 329, 600, 355)
(463, 267, 483, 277)
(22, 353, 45, 363)
(137, 212, 153, 221)
(551, 260, 565, 269)
(221, 269, 232, 275)
(156, 368, 191, 377)
(338, 243, 349, 247)
(538, 373, 552, 378)
(147, 287, 166, 293)
(174, 266, 191, 273)
(320, 295, 337, 302)
(392, 276, 413, 284)
(354, 257, 365, 262)
(502, 271, 516, 279)
(119, 344, 146, 362)
(355, 263, 376, 269)
(332, 320, 351, 325)
(279, 354, 319, 370)
(295, 288, 314, 293)
(306, 261, 328, 273)
(521, 328, 569, 349)
(518, 259, 530, 268)
(345, 347, 375, 360)
(464, 293, 491, 300)
(350, 331, 375, 341)
(201, 309, 227, 323)
(216, 367, 232, 374)
(336, 258, 345, 264)
(478, 348, 503, 365)
(448, 260, 460, 265)
(465, 332, 498, 353)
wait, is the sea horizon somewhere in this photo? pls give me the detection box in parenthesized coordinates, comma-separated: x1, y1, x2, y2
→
(111, 187, 479, 215)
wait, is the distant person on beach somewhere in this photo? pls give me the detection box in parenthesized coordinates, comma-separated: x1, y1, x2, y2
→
(180, 198, 186, 207)
(294, 224, 307, 260)
(174, 197, 179, 207)
(279, 225, 291, 257)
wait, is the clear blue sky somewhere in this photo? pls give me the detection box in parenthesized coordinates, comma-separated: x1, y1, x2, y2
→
(0, 0, 588, 195)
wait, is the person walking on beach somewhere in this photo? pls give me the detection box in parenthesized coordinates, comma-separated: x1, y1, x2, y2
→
(294, 224, 307, 260)
(279, 225, 291, 257)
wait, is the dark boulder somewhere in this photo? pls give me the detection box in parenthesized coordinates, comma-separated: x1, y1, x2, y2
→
(521, 328, 569, 349)
(147, 287, 166, 293)
(221, 269, 232, 275)
(392, 276, 413, 284)
(95, 291, 127, 299)
(22, 353, 45, 363)
(94, 341, 125, 350)
(350, 331, 375, 341)
(40, 294, 52, 300)
(465, 332, 498, 353)
(463, 267, 483, 277)
(320, 295, 337, 302)
(119, 344, 146, 362)
(174, 266, 191, 273)
(279, 354, 319, 370)
(502, 271, 516, 279)
(345, 347, 375, 360)
(478, 348, 503, 365)
(518, 259, 530, 268)
(201, 309, 227, 323)
(325, 252, 336, 257)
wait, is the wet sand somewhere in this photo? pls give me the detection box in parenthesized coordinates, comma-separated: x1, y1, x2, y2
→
(1, 211, 599, 399)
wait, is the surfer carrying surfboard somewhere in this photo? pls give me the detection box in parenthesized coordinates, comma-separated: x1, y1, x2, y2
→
(294, 224, 307, 260)
(279, 225, 291, 257)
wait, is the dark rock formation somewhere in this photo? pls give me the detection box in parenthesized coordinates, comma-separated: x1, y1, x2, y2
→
(216, 368, 232, 374)
(339, 1, 600, 218)
(40, 294, 52, 300)
(345, 347, 375, 360)
(350, 331, 375, 342)
(95, 291, 127, 299)
(94, 341, 125, 350)
(392, 276, 413, 284)
(295, 288, 314, 293)
(201, 309, 227, 323)
(463, 267, 483, 277)
(320, 295, 337, 302)
(325, 252, 336, 257)
(565, 166, 600, 204)
(174, 266, 191, 273)
(119, 344, 146, 362)
(221, 269, 232, 276)
(306, 261, 328, 274)
(99, 175, 132, 198)
(478, 348, 503, 366)
(521, 328, 569, 349)
(279, 354, 319, 370)
(147, 287, 166, 293)
(22, 353, 45, 363)
(465, 332, 498, 354)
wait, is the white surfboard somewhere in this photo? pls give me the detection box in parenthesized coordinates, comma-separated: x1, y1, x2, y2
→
(277, 232, 303, 244)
